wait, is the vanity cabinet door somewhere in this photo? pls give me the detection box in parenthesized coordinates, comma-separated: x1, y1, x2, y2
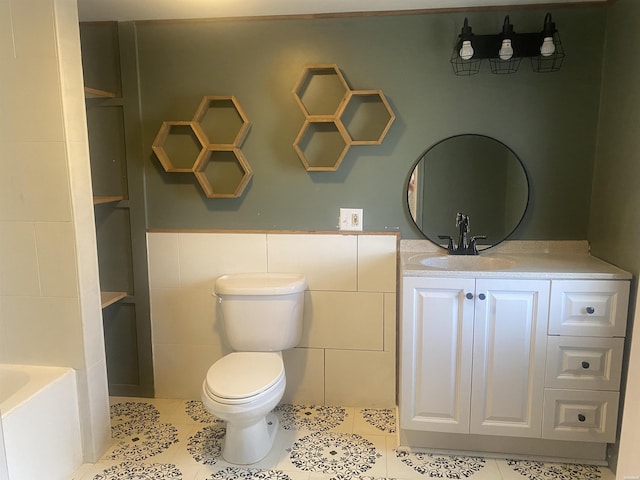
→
(400, 276, 475, 433)
(470, 279, 550, 438)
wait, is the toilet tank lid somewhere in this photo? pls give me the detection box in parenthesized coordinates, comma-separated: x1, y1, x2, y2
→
(214, 273, 307, 295)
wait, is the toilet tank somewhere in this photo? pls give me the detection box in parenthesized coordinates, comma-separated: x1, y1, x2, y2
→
(214, 273, 307, 352)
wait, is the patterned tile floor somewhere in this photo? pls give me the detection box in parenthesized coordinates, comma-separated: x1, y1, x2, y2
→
(69, 397, 615, 480)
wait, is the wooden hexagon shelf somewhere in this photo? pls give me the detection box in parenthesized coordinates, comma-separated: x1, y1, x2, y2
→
(193, 147, 253, 198)
(153, 96, 253, 198)
(337, 90, 395, 145)
(152, 121, 208, 172)
(293, 119, 351, 172)
(192, 95, 250, 148)
(292, 65, 395, 172)
(293, 64, 350, 118)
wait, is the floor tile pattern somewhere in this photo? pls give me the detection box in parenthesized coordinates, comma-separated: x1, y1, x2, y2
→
(361, 408, 396, 434)
(396, 450, 486, 478)
(287, 432, 381, 476)
(187, 425, 227, 465)
(69, 398, 615, 480)
(274, 404, 349, 431)
(506, 460, 603, 480)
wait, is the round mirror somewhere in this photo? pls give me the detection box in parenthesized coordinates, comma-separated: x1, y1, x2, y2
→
(407, 134, 529, 251)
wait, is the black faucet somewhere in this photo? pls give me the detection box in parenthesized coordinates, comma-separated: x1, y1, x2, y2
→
(438, 213, 486, 255)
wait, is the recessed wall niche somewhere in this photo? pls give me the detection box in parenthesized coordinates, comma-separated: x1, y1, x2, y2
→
(152, 95, 253, 198)
(292, 64, 395, 171)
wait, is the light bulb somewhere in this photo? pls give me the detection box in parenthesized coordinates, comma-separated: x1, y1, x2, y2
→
(459, 40, 474, 60)
(499, 39, 514, 61)
(540, 36, 556, 57)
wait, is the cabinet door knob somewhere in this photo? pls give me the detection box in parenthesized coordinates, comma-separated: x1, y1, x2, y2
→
(581, 361, 590, 369)
(578, 414, 586, 422)
(478, 293, 486, 300)
(466, 293, 473, 300)
(586, 306, 595, 314)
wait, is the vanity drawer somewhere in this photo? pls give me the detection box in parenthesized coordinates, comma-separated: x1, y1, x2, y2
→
(542, 389, 619, 443)
(549, 280, 629, 337)
(545, 336, 624, 390)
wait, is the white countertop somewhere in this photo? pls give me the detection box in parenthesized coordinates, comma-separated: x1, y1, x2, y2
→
(401, 240, 632, 280)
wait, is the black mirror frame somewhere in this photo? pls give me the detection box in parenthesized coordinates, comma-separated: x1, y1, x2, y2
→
(406, 134, 530, 252)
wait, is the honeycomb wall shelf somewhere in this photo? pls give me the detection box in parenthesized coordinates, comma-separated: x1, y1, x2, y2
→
(337, 90, 396, 145)
(293, 119, 350, 171)
(293, 64, 350, 118)
(152, 121, 208, 173)
(292, 64, 395, 171)
(192, 96, 250, 148)
(152, 96, 252, 198)
(193, 147, 253, 198)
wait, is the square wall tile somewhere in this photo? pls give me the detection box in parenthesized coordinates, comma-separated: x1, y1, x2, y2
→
(35, 221, 78, 297)
(52, 0, 82, 62)
(325, 350, 396, 408)
(75, 360, 111, 462)
(384, 292, 397, 354)
(0, 296, 6, 363)
(267, 233, 358, 291)
(153, 343, 219, 399)
(147, 233, 180, 288)
(0, 141, 72, 222)
(300, 291, 384, 350)
(358, 234, 398, 293)
(282, 347, 325, 404)
(0, 1, 15, 60)
(10, 0, 56, 59)
(0, 221, 40, 296)
(150, 286, 228, 348)
(0, 142, 19, 216)
(1, 295, 84, 367)
(6, 56, 64, 142)
(178, 233, 267, 289)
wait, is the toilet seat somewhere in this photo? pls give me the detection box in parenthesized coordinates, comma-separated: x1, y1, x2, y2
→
(204, 352, 284, 405)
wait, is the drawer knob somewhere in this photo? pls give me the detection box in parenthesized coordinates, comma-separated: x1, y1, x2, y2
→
(586, 306, 595, 314)
(478, 293, 486, 300)
(581, 361, 590, 369)
(466, 293, 473, 300)
(578, 414, 586, 422)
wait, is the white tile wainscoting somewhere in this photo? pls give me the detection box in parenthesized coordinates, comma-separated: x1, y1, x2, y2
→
(146, 231, 398, 407)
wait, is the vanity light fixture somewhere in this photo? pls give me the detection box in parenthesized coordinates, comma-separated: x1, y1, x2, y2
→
(450, 18, 482, 75)
(450, 12, 564, 76)
(489, 16, 521, 75)
(531, 13, 565, 73)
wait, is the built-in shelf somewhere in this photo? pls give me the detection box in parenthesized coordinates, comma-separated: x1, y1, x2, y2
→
(101, 291, 127, 309)
(84, 86, 118, 99)
(93, 195, 125, 205)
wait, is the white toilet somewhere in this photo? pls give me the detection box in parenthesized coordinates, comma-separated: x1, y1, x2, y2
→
(201, 272, 307, 465)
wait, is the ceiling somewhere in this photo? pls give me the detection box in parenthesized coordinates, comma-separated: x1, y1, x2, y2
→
(76, 0, 606, 22)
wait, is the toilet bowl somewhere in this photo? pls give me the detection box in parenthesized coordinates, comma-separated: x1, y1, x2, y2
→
(201, 352, 286, 464)
(199, 272, 306, 465)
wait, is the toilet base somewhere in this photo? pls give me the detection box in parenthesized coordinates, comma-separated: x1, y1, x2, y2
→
(223, 412, 280, 464)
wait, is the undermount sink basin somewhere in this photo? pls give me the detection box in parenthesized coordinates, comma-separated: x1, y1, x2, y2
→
(410, 254, 517, 271)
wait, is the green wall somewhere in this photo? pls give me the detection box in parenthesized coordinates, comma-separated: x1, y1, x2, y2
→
(133, 7, 606, 239)
(588, 0, 640, 469)
(589, 0, 640, 274)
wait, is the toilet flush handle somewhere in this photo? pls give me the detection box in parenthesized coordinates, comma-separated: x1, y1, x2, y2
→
(211, 292, 222, 304)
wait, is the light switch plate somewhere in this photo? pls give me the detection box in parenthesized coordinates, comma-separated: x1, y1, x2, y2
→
(339, 208, 363, 231)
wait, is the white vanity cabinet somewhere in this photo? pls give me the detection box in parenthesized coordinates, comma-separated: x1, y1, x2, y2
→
(400, 276, 550, 438)
(400, 268, 630, 457)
